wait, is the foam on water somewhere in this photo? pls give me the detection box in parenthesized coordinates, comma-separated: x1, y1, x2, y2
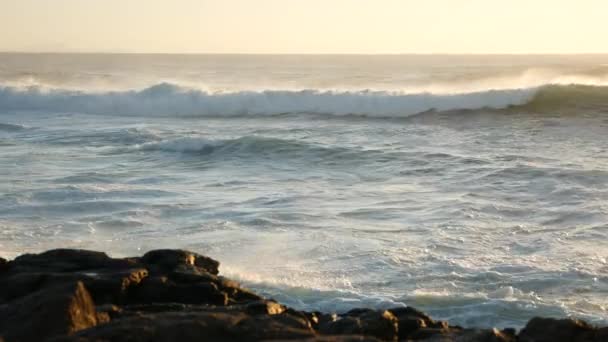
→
(2, 54, 608, 330)
(2, 82, 608, 118)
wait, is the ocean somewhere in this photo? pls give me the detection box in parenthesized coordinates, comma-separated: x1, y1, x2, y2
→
(0, 53, 607, 329)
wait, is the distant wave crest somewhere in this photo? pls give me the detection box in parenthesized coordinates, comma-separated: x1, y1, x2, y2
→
(0, 82, 606, 117)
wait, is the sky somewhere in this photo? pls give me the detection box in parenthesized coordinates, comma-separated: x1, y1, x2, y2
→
(1, 0, 607, 54)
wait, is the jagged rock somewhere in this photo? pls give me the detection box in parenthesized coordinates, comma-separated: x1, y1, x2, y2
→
(0, 268, 148, 305)
(519, 317, 608, 342)
(319, 309, 398, 341)
(0, 281, 98, 342)
(81, 268, 149, 304)
(141, 249, 219, 275)
(169, 264, 262, 303)
(53, 311, 316, 342)
(388, 306, 450, 339)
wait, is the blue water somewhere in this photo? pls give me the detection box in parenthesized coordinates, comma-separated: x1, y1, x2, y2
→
(1, 54, 607, 328)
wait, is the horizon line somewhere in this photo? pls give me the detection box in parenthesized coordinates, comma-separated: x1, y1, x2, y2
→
(2, 51, 608, 56)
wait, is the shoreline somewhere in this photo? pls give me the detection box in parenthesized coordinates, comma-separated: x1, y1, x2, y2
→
(0, 249, 606, 341)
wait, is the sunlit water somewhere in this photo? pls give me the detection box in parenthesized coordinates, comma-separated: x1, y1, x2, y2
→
(1, 54, 607, 328)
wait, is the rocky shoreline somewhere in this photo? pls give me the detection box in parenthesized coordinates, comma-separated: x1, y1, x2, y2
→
(0, 249, 605, 341)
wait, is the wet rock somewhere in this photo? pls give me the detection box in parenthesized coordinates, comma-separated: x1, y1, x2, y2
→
(141, 249, 219, 275)
(319, 309, 398, 341)
(519, 317, 608, 342)
(54, 311, 316, 342)
(0, 281, 98, 342)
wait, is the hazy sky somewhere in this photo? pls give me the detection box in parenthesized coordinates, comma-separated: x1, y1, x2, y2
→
(1, 0, 607, 54)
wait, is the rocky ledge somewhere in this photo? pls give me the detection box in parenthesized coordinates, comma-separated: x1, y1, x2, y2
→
(0, 249, 606, 342)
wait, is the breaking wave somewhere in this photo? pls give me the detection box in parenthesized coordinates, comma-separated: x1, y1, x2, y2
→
(0, 82, 607, 117)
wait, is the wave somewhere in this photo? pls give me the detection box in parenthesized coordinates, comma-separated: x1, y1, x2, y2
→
(0, 82, 606, 117)
(137, 136, 348, 158)
(0, 122, 27, 131)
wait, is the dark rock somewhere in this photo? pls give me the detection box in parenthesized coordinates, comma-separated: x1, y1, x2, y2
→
(319, 309, 398, 341)
(82, 268, 148, 304)
(0, 268, 148, 305)
(519, 317, 608, 342)
(0, 281, 98, 342)
(169, 264, 262, 303)
(284, 308, 319, 328)
(129, 275, 228, 305)
(289, 337, 382, 342)
(54, 311, 315, 342)
(119, 300, 297, 322)
(0, 257, 7, 272)
(122, 302, 194, 314)
(388, 306, 450, 339)
(446, 328, 516, 342)
(141, 249, 219, 275)
(244, 299, 286, 315)
(0, 272, 48, 303)
(96, 303, 123, 321)
(11, 249, 114, 272)
(2, 248, 606, 342)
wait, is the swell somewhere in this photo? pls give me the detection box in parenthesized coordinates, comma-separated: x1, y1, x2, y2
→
(136, 136, 362, 161)
(0, 122, 27, 131)
(0, 82, 606, 117)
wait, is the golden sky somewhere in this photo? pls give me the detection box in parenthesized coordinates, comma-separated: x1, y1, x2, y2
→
(1, 0, 607, 54)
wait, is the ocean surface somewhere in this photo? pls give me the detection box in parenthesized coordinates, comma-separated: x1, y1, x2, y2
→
(1, 53, 607, 328)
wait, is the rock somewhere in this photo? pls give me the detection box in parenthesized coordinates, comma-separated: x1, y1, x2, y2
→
(54, 311, 316, 342)
(141, 249, 219, 275)
(0, 281, 98, 342)
(244, 299, 286, 315)
(289, 337, 382, 342)
(319, 309, 398, 341)
(10, 249, 114, 272)
(0, 268, 148, 305)
(519, 317, 608, 342)
(0, 257, 7, 272)
(445, 328, 516, 342)
(2, 248, 606, 342)
(129, 275, 228, 305)
(81, 268, 148, 304)
(169, 265, 262, 303)
(388, 306, 449, 339)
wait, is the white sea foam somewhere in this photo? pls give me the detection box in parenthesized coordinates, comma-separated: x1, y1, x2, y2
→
(2, 81, 607, 118)
(0, 81, 543, 117)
